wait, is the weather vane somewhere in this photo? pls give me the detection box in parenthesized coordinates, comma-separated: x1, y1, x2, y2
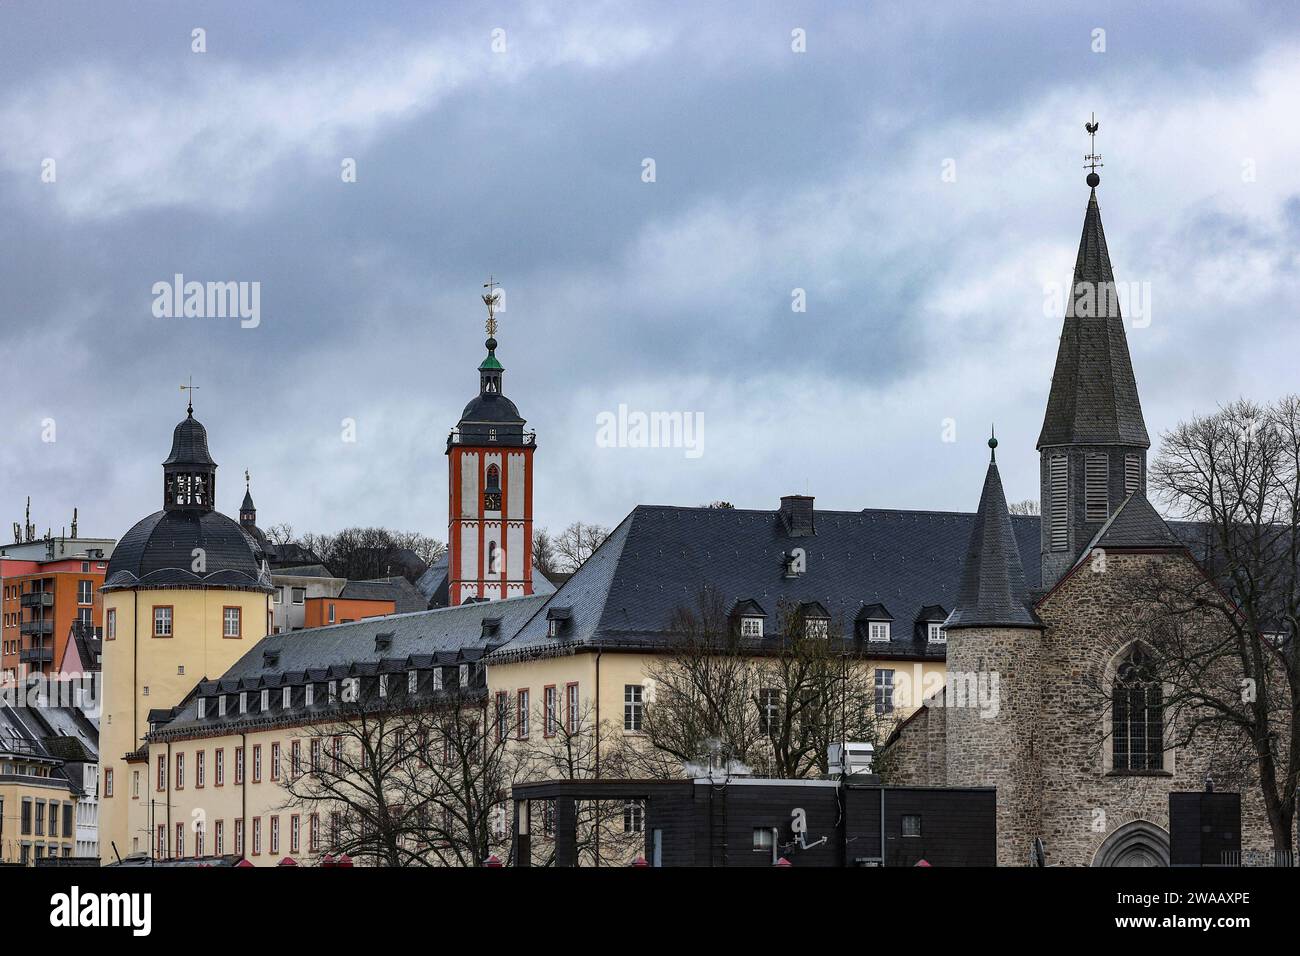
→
(245, 468, 250, 490)
(482, 275, 502, 338)
(180, 375, 200, 414)
(1084, 112, 1103, 185)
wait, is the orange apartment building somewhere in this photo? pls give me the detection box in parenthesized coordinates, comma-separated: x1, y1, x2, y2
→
(1, 556, 108, 683)
(302, 594, 396, 628)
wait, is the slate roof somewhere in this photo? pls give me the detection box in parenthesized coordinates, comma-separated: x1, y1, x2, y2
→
(1037, 188, 1150, 450)
(418, 553, 557, 610)
(103, 509, 272, 591)
(488, 503, 1044, 662)
(944, 454, 1040, 630)
(1081, 491, 1184, 554)
(162, 411, 216, 466)
(274, 564, 337, 579)
(358, 576, 430, 614)
(338, 580, 401, 603)
(151, 594, 550, 739)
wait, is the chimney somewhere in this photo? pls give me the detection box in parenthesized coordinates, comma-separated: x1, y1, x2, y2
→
(778, 495, 815, 537)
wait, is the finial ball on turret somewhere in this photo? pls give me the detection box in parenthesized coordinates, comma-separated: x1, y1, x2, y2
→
(988, 435, 998, 450)
(485, 336, 497, 351)
(1086, 171, 1100, 188)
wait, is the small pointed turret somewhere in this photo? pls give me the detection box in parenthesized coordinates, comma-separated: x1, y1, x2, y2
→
(945, 436, 1039, 630)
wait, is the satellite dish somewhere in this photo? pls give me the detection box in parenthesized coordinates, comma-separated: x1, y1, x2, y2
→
(1032, 837, 1046, 867)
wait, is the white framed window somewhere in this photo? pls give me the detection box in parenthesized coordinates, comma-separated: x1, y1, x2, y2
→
(740, 617, 763, 638)
(328, 603, 336, 624)
(431, 669, 443, 692)
(283, 686, 291, 708)
(274, 588, 283, 605)
(153, 606, 173, 637)
(77, 580, 93, 605)
(566, 682, 579, 733)
(874, 669, 895, 716)
(379, 674, 389, 698)
(223, 607, 241, 638)
(260, 689, 269, 711)
(292, 588, 305, 605)
(623, 799, 644, 834)
(239, 692, 247, 714)
(544, 685, 559, 735)
(408, 670, 418, 694)
(804, 618, 829, 639)
(305, 684, 315, 707)
(868, 621, 891, 642)
(548, 618, 560, 638)
(927, 623, 946, 644)
(758, 688, 780, 735)
(516, 689, 530, 739)
(458, 663, 470, 687)
(218, 696, 226, 717)
(624, 684, 644, 732)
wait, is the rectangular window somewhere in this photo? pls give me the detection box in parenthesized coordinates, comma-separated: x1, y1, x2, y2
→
(175, 752, 185, 790)
(252, 818, 262, 856)
(176, 822, 185, 859)
(309, 814, 321, 853)
(234, 819, 244, 857)
(235, 747, 245, 785)
(270, 816, 280, 855)
(804, 618, 829, 639)
(215, 749, 225, 787)
(874, 669, 895, 716)
(310, 738, 322, 773)
(195, 821, 205, 857)
(566, 682, 579, 734)
(153, 606, 173, 637)
(758, 688, 780, 735)
(332, 736, 342, 774)
(132, 769, 139, 799)
(927, 623, 946, 644)
(215, 819, 225, 856)
(328, 603, 336, 624)
(496, 691, 509, 741)
(517, 689, 530, 739)
(624, 684, 644, 732)
(271, 742, 281, 781)
(408, 670, 418, 694)
(868, 621, 890, 642)
(157, 824, 166, 859)
(105, 768, 114, 798)
(1085, 453, 1109, 522)
(379, 674, 389, 698)
(740, 617, 763, 637)
(196, 750, 205, 788)
(292, 740, 302, 777)
(260, 689, 269, 711)
(753, 827, 775, 853)
(330, 812, 341, 849)
(156, 755, 166, 792)
(1049, 456, 1069, 551)
(544, 685, 558, 736)
(253, 744, 262, 783)
(223, 606, 241, 638)
(77, 580, 92, 604)
(292, 588, 305, 605)
(291, 814, 301, 854)
(623, 799, 644, 834)
(902, 814, 922, 837)
(106, 608, 116, 641)
(274, 587, 283, 604)
(283, 686, 291, 709)
(1125, 454, 1142, 497)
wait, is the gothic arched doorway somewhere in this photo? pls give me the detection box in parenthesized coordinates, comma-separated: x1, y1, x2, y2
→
(1092, 821, 1170, 867)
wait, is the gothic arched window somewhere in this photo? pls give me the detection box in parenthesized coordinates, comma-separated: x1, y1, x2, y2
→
(483, 464, 501, 511)
(1113, 645, 1164, 772)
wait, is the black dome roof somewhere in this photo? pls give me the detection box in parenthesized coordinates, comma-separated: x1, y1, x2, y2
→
(104, 510, 272, 592)
(459, 393, 524, 424)
(163, 413, 216, 466)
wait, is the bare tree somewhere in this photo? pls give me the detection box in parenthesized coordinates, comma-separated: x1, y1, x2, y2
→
(553, 522, 610, 573)
(279, 670, 516, 867)
(531, 527, 559, 578)
(263, 522, 296, 546)
(1008, 499, 1040, 515)
(1086, 397, 1300, 852)
(621, 588, 884, 780)
(295, 527, 446, 582)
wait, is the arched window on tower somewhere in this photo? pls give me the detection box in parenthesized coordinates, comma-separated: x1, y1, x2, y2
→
(1112, 645, 1164, 772)
(484, 465, 501, 511)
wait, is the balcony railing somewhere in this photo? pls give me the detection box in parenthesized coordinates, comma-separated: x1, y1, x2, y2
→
(20, 592, 54, 608)
(20, 620, 53, 636)
(20, 647, 54, 664)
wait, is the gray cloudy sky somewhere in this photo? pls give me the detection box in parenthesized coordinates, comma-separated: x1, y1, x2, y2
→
(2, 0, 1298, 546)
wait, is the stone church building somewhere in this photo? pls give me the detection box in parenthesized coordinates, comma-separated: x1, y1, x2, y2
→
(881, 178, 1279, 867)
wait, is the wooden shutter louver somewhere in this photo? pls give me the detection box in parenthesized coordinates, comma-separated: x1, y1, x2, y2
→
(1049, 457, 1069, 551)
(1085, 454, 1109, 522)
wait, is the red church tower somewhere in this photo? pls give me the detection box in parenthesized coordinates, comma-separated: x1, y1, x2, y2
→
(445, 283, 536, 605)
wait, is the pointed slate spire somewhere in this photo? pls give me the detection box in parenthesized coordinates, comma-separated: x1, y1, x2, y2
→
(945, 437, 1040, 630)
(1037, 187, 1150, 449)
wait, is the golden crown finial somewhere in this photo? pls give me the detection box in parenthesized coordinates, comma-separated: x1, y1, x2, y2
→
(482, 275, 501, 338)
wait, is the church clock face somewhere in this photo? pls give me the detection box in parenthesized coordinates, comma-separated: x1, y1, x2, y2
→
(484, 492, 501, 511)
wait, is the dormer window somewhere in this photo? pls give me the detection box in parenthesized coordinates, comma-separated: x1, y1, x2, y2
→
(260, 689, 269, 711)
(283, 686, 291, 709)
(869, 622, 891, 642)
(305, 684, 315, 707)
(218, 695, 227, 717)
(239, 692, 247, 714)
(927, 623, 947, 644)
(740, 617, 763, 638)
(805, 619, 829, 640)
(798, 602, 831, 640)
(547, 606, 573, 638)
(489, 428, 497, 442)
